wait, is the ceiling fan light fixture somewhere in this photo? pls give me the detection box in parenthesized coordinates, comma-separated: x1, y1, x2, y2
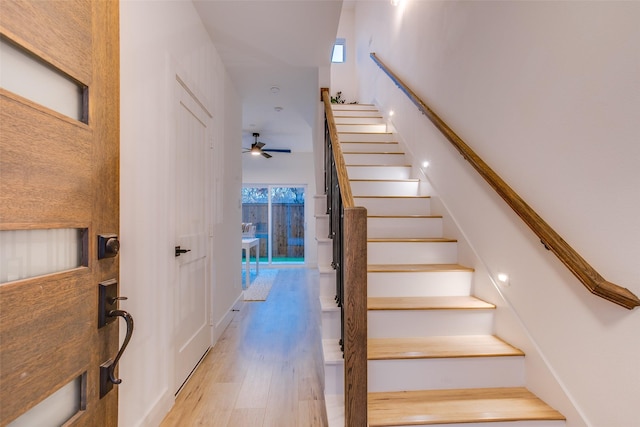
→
(250, 146, 261, 156)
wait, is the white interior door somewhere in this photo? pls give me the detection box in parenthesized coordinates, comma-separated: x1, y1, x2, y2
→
(174, 77, 212, 393)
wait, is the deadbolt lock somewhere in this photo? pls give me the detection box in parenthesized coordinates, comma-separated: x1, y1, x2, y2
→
(98, 234, 120, 259)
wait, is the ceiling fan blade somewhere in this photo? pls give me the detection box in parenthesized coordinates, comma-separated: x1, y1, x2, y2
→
(262, 148, 291, 153)
(255, 141, 265, 149)
(261, 152, 272, 159)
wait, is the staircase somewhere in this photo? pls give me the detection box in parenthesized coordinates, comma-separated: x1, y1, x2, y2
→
(318, 103, 565, 426)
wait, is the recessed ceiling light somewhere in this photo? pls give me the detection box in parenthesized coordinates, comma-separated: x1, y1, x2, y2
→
(270, 86, 280, 94)
(274, 106, 283, 112)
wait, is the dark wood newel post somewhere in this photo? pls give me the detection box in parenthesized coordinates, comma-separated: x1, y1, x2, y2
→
(343, 207, 368, 426)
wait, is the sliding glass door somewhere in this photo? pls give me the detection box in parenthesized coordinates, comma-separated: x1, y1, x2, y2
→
(242, 185, 305, 264)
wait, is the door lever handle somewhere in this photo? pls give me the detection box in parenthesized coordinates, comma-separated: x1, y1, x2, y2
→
(175, 246, 191, 257)
(100, 309, 134, 397)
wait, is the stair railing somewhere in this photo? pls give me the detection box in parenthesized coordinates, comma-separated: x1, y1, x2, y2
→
(321, 87, 368, 425)
(370, 52, 639, 310)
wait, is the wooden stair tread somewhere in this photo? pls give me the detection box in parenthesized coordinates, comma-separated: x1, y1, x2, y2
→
(368, 387, 565, 426)
(338, 131, 394, 134)
(340, 141, 398, 144)
(368, 237, 457, 243)
(368, 215, 442, 219)
(354, 195, 431, 199)
(347, 164, 411, 167)
(350, 178, 419, 182)
(368, 335, 524, 360)
(368, 296, 495, 310)
(343, 151, 405, 155)
(368, 264, 473, 272)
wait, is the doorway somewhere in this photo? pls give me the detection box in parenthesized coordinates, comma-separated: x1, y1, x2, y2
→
(241, 186, 305, 264)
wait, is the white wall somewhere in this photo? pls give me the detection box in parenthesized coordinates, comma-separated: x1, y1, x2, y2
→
(330, 4, 358, 103)
(352, 1, 640, 426)
(120, 1, 242, 425)
(242, 152, 318, 267)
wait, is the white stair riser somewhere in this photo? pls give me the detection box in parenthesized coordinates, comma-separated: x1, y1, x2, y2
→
(317, 240, 333, 268)
(369, 356, 525, 392)
(333, 111, 382, 118)
(368, 310, 495, 338)
(319, 270, 337, 298)
(332, 104, 377, 112)
(338, 132, 396, 143)
(368, 217, 443, 239)
(336, 123, 388, 133)
(368, 357, 525, 392)
(314, 194, 327, 216)
(347, 165, 409, 179)
(334, 116, 384, 124)
(322, 309, 341, 339)
(343, 153, 407, 165)
(324, 362, 344, 396)
(368, 241, 458, 264)
(368, 271, 473, 297)
(351, 180, 419, 197)
(315, 214, 329, 238)
(341, 142, 401, 153)
(355, 197, 431, 216)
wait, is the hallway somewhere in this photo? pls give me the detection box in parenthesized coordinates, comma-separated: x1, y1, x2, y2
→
(160, 269, 328, 426)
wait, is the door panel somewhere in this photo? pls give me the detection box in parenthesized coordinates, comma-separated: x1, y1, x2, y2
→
(0, 1, 120, 425)
(174, 78, 212, 393)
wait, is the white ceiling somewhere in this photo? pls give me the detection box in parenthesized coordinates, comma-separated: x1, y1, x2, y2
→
(193, 0, 344, 153)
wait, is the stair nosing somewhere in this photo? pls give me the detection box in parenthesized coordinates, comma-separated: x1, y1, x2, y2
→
(367, 263, 474, 273)
(367, 387, 566, 426)
(368, 237, 456, 243)
(367, 335, 525, 360)
(368, 296, 495, 310)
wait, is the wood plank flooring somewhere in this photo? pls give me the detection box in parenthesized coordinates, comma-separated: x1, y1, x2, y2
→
(160, 268, 328, 427)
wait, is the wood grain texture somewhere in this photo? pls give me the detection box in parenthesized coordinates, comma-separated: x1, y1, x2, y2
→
(368, 387, 565, 426)
(368, 335, 524, 360)
(368, 263, 474, 273)
(0, 91, 92, 228)
(368, 238, 457, 243)
(0, 0, 92, 84)
(160, 269, 328, 427)
(368, 296, 495, 310)
(370, 52, 639, 310)
(343, 208, 368, 426)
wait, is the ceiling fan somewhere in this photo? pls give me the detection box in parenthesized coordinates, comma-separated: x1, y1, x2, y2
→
(243, 133, 291, 159)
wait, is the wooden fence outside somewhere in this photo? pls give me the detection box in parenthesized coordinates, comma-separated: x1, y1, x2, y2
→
(242, 203, 304, 259)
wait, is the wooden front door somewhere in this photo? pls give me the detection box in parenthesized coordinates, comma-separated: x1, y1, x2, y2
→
(0, 1, 121, 425)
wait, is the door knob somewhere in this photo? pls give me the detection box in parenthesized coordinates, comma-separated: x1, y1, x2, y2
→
(175, 246, 191, 257)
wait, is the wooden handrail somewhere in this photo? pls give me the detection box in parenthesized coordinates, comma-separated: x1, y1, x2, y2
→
(370, 52, 639, 310)
(322, 88, 354, 208)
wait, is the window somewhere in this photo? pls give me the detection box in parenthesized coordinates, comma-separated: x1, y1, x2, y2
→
(242, 186, 305, 264)
(331, 38, 346, 63)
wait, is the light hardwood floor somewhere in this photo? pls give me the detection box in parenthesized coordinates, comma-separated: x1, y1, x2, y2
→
(160, 268, 328, 427)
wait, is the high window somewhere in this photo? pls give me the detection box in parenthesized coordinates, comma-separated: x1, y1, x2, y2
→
(331, 38, 346, 63)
